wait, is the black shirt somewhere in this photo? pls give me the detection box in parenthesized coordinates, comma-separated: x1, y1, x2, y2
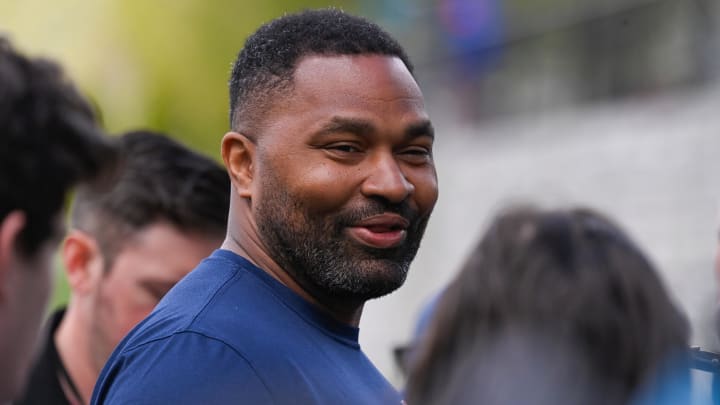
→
(15, 308, 82, 405)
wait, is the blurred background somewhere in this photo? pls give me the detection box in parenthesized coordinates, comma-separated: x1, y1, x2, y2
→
(3, 0, 720, 389)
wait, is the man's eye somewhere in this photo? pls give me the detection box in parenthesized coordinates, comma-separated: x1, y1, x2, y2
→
(403, 147, 430, 155)
(148, 287, 170, 300)
(398, 147, 432, 164)
(141, 282, 174, 300)
(401, 147, 432, 157)
(328, 144, 361, 153)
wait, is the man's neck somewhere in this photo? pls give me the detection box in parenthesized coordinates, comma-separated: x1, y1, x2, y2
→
(221, 236, 364, 327)
(54, 306, 97, 405)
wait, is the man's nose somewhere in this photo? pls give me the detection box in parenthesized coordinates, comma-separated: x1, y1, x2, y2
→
(360, 154, 414, 204)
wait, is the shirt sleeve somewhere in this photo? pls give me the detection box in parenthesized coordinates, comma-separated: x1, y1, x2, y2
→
(91, 331, 274, 405)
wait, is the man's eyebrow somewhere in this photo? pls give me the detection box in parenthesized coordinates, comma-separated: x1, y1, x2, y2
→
(316, 117, 376, 137)
(315, 117, 435, 141)
(405, 120, 434, 140)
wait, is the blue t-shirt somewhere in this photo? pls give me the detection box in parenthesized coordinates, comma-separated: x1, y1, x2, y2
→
(91, 249, 402, 405)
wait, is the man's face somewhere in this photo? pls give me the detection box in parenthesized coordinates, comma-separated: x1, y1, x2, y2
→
(252, 55, 438, 302)
(88, 222, 221, 369)
(0, 214, 59, 400)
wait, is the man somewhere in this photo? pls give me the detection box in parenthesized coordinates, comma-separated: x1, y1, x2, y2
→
(93, 8, 438, 404)
(17, 130, 230, 405)
(0, 38, 116, 402)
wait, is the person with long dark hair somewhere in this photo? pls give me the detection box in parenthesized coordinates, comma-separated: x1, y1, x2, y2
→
(405, 206, 690, 405)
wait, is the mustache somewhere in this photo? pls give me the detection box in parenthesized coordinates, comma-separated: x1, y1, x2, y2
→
(337, 199, 420, 227)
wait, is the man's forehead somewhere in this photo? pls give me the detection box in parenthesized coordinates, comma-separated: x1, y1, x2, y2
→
(251, 54, 427, 138)
(291, 54, 420, 95)
(294, 53, 411, 72)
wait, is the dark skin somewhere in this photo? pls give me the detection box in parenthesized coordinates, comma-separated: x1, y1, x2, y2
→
(222, 55, 438, 326)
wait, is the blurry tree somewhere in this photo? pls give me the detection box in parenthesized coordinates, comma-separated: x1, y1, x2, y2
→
(0, 0, 354, 158)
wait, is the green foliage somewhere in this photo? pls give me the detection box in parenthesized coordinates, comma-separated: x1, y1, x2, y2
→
(50, 263, 71, 310)
(1, 0, 355, 159)
(109, 0, 353, 157)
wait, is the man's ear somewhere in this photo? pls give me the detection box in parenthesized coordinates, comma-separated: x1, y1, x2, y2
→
(62, 229, 104, 295)
(0, 211, 27, 294)
(222, 131, 255, 199)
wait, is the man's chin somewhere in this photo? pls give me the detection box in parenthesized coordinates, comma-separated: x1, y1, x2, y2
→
(331, 261, 409, 301)
(327, 286, 401, 303)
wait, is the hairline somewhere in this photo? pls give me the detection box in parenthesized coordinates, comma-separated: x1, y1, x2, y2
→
(231, 52, 416, 134)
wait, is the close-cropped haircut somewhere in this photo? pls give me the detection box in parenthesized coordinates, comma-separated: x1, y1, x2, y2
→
(228, 8, 413, 132)
(71, 130, 230, 266)
(0, 37, 116, 256)
(406, 206, 690, 404)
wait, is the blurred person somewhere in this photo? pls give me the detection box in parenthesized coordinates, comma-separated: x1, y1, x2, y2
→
(16, 130, 230, 405)
(0, 38, 116, 402)
(93, 8, 437, 404)
(405, 206, 690, 405)
(393, 289, 443, 377)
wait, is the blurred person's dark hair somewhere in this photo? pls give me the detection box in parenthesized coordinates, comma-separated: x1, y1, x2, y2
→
(0, 35, 116, 403)
(0, 36, 116, 256)
(71, 130, 230, 266)
(228, 8, 413, 133)
(405, 206, 690, 405)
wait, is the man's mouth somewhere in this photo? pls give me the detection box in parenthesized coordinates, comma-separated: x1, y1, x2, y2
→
(346, 213, 409, 249)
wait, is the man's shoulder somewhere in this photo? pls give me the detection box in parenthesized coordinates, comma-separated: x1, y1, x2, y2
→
(94, 250, 402, 404)
(93, 331, 274, 404)
(96, 329, 401, 405)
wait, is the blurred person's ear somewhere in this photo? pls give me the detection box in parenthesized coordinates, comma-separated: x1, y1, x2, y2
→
(0, 211, 26, 296)
(222, 131, 255, 199)
(62, 229, 104, 295)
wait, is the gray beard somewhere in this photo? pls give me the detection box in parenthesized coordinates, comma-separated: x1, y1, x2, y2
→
(269, 229, 413, 302)
(255, 186, 427, 303)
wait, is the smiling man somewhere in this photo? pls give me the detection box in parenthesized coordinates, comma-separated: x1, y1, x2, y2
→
(93, 9, 438, 404)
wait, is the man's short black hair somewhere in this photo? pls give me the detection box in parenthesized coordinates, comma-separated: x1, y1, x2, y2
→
(72, 130, 230, 265)
(229, 8, 414, 131)
(0, 37, 116, 256)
